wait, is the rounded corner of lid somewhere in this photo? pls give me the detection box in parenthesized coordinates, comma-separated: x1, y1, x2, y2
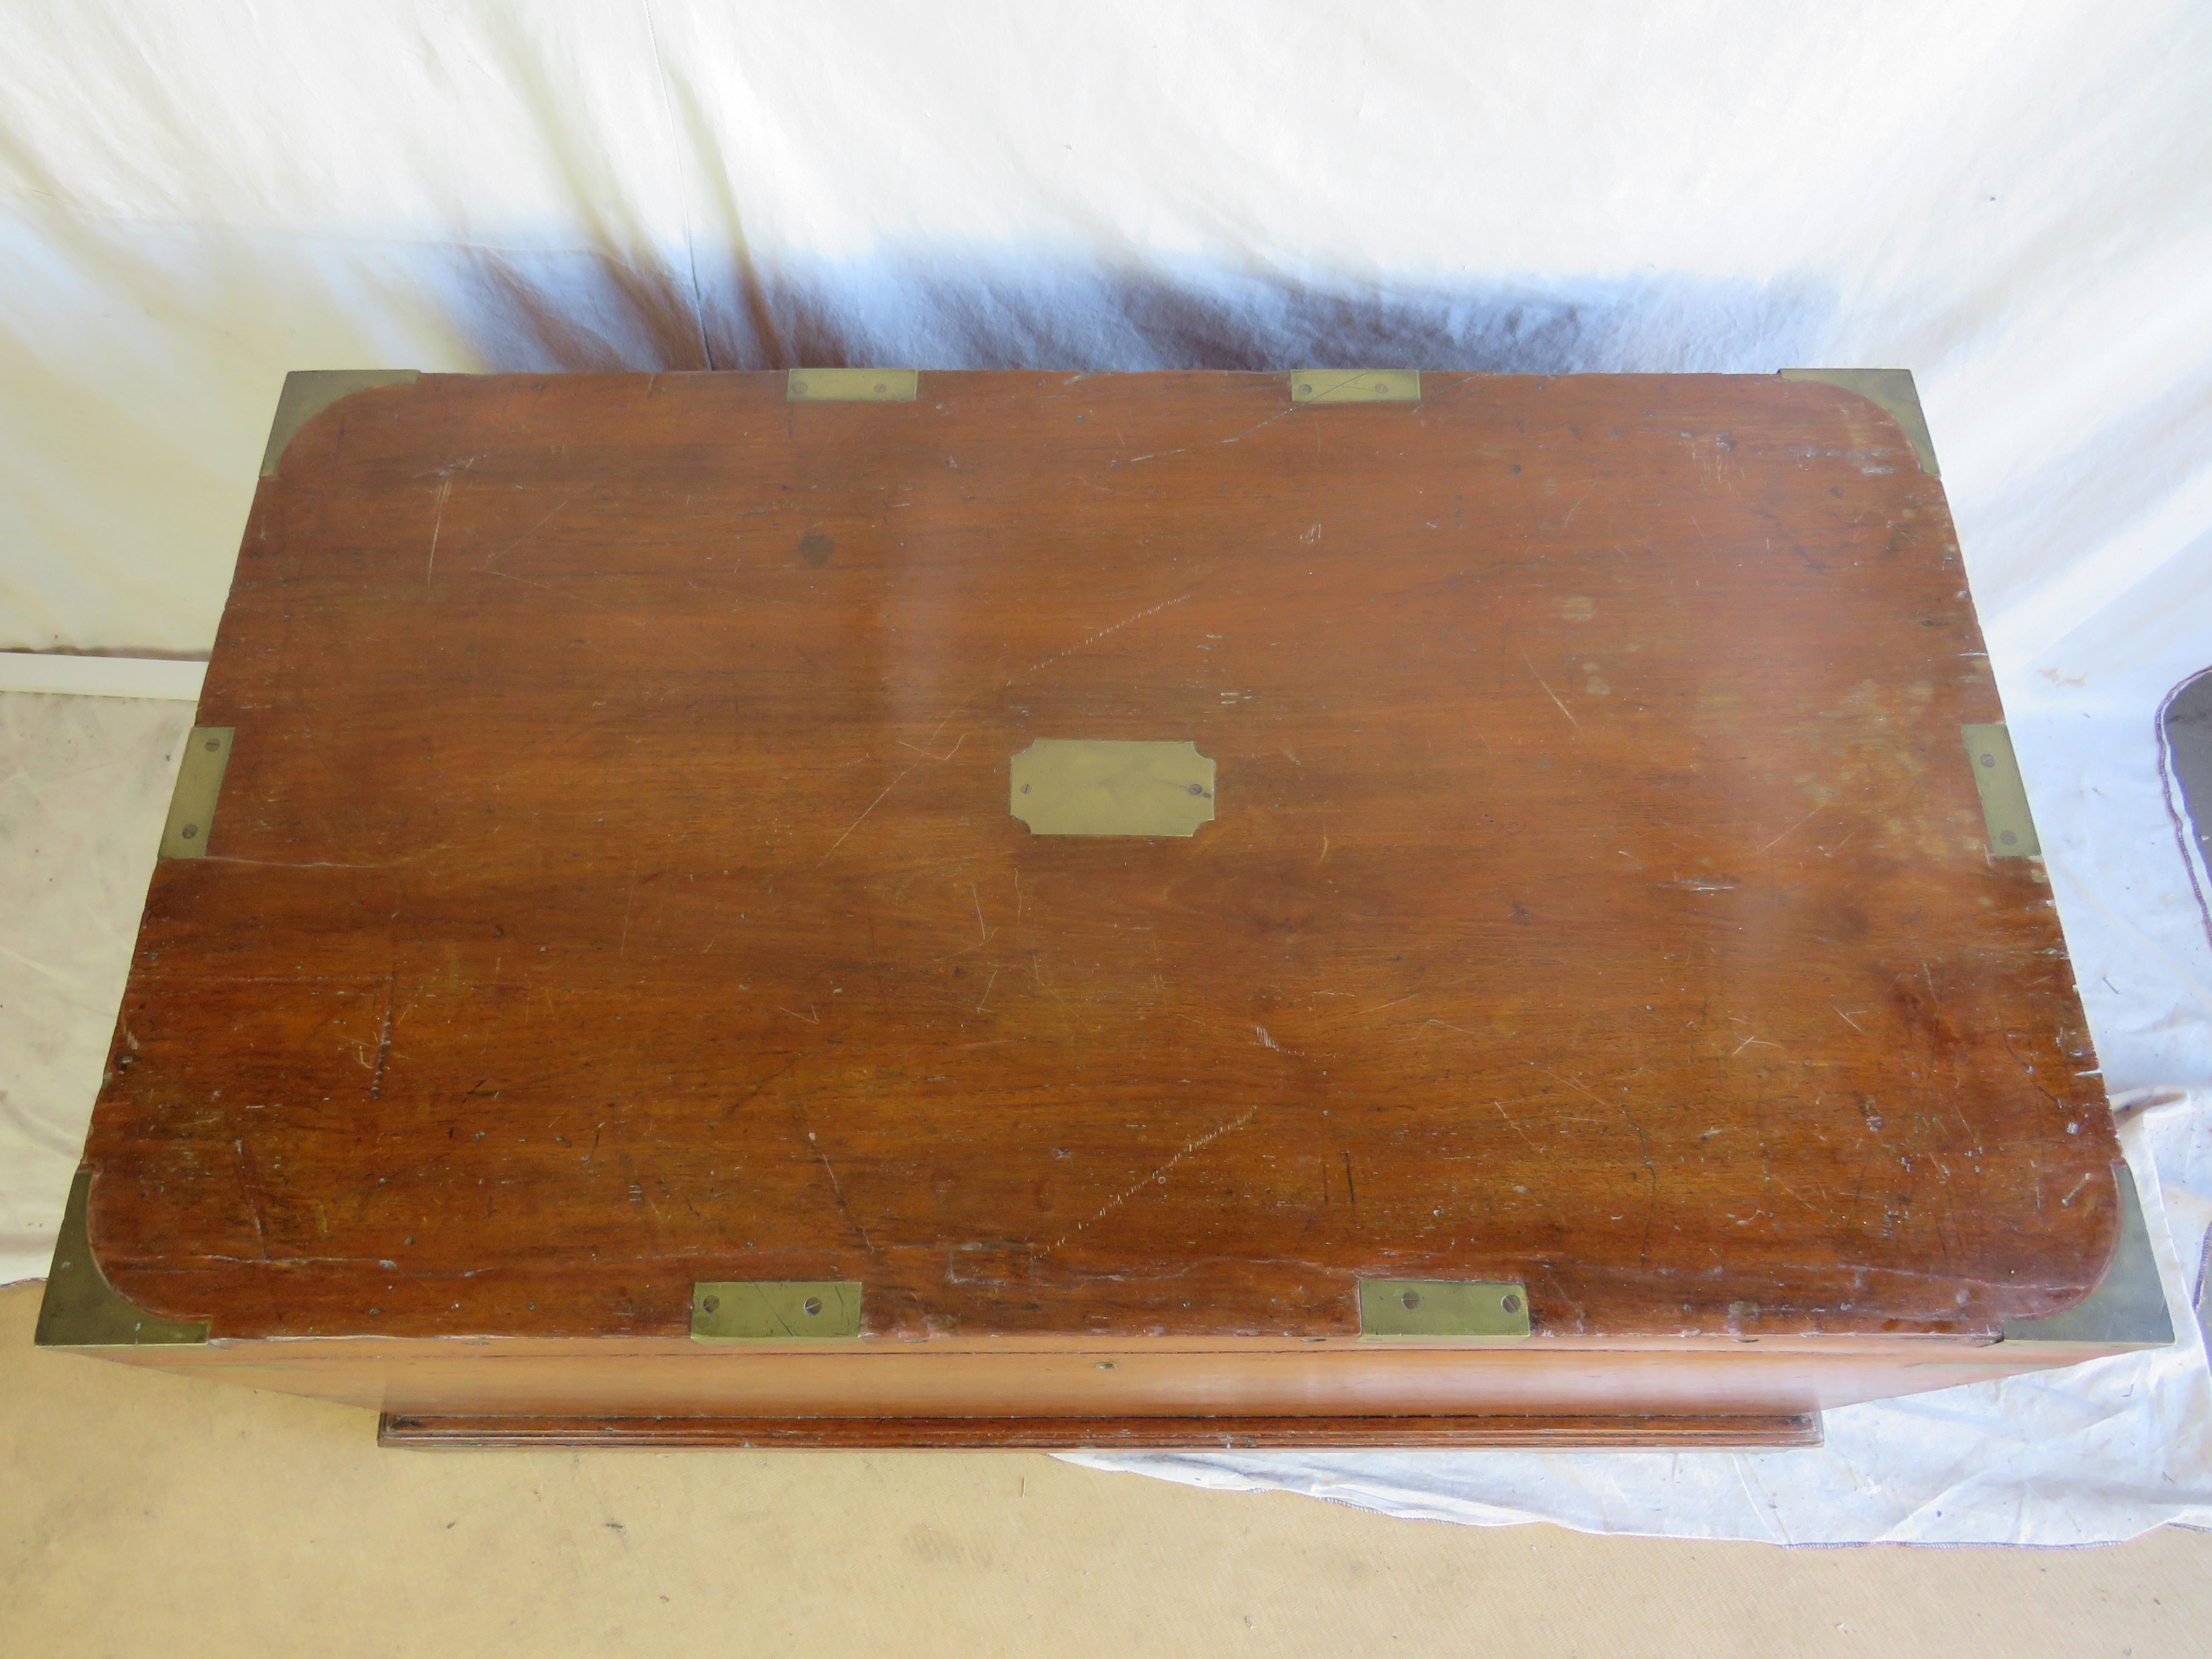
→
(259, 369, 423, 479)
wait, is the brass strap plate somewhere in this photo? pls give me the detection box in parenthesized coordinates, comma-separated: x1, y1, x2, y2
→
(159, 726, 234, 859)
(1962, 724, 2040, 857)
(1291, 370, 1420, 404)
(787, 369, 918, 402)
(692, 1281, 862, 1341)
(1010, 739, 1216, 837)
(1359, 1279, 1530, 1341)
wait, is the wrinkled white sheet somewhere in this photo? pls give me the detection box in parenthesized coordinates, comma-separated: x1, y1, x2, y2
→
(2, 1, 2208, 1543)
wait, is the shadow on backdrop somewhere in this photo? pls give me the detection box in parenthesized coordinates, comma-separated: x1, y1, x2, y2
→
(441, 242, 1838, 378)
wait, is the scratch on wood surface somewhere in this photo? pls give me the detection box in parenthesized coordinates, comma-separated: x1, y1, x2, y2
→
(1834, 1007, 1867, 1033)
(233, 1138, 271, 1260)
(425, 477, 453, 587)
(1011, 593, 1193, 684)
(1759, 804, 1823, 852)
(817, 764, 919, 865)
(482, 492, 575, 570)
(1518, 650, 1580, 730)
(1732, 1036, 1782, 1057)
(809, 1130, 876, 1252)
(971, 882, 989, 941)
(1041, 1106, 1258, 1254)
(777, 1004, 821, 1024)
(896, 733, 966, 763)
(1491, 1101, 1542, 1151)
(368, 976, 396, 1099)
(1529, 1063, 1606, 1106)
(201, 856, 392, 870)
(975, 966, 1000, 1013)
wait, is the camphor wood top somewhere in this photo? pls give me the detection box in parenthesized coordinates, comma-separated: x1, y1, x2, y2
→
(84, 369, 2115, 1357)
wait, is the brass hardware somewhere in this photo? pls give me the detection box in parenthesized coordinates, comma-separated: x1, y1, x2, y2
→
(2001, 1164, 2172, 1346)
(1292, 370, 1420, 405)
(786, 369, 918, 402)
(35, 1170, 210, 1348)
(1359, 1279, 1531, 1341)
(1009, 740, 1216, 838)
(1778, 368, 1940, 476)
(261, 370, 421, 477)
(1962, 724, 2040, 857)
(159, 726, 234, 859)
(691, 1281, 863, 1341)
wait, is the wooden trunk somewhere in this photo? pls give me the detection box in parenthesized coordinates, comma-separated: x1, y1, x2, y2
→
(38, 367, 2168, 1449)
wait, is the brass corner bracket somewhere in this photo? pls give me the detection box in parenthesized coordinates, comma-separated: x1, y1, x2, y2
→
(2000, 1164, 2173, 1347)
(35, 1170, 210, 1348)
(1778, 367, 1940, 477)
(260, 369, 422, 478)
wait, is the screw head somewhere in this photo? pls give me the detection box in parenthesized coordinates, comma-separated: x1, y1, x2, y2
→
(179, 824, 198, 840)
(700, 1295, 720, 1313)
(204, 738, 221, 751)
(802, 1295, 823, 1316)
(792, 378, 809, 393)
(1502, 1292, 1523, 1314)
(1400, 1289, 1421, 1310)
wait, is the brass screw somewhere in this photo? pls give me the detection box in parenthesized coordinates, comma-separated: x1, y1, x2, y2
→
(1502, 1293, 1523, 1314)
(701, 1295, 720, 1313)
(803, 1296, 823, 1316)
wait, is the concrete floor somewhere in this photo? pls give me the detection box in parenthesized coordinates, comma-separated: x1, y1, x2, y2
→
(4, 1282, 2207, 1657)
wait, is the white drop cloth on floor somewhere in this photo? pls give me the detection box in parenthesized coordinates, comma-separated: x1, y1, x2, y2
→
(2, 2, 2208, 1541)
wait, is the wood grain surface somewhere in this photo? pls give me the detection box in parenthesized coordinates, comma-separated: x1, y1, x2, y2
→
(85, 370, 2114, 1360)
(375, 1410, 1824, 1450)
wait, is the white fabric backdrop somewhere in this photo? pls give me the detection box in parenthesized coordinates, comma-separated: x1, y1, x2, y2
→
(3, 0, 2208, 1542)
